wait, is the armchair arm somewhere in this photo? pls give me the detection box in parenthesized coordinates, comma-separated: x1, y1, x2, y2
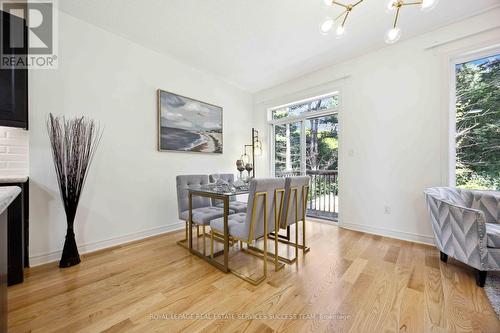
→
(471, 190, 500, 224)
(425, 194, 488, 271)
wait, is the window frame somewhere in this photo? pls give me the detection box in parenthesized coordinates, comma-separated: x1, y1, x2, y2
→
(449, 45, 500, 187)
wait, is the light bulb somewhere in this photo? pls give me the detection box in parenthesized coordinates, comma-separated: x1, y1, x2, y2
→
(385, 27, 401, 44)
(241, 153, 250, 164)
(254, 140, 263, 156)
(421, 0, 438, 12)
(323, 0, 333, 7)
(254, 146, 262, 156)
(335, 25, 346, 38)
(386, 0, 398, 12)
(319, 17, 334, 35)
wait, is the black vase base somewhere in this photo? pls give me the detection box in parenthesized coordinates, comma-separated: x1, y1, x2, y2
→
(59, 256, 81, 268)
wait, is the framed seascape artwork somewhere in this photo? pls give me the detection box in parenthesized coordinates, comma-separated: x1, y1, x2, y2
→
(157, 89, 223, 153)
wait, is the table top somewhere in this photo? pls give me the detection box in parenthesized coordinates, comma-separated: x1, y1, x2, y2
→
(188, 187, 249, 197)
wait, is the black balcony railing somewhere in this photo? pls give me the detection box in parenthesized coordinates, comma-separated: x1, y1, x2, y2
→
(276, 169, 338, 221)
(306, 170, 338, 221)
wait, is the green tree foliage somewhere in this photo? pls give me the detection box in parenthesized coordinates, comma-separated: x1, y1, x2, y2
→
(306, 115, 338, 171)
(455, 55, 500, 190)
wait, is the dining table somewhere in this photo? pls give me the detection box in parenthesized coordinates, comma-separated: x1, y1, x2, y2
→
(187, 187, 249, 273)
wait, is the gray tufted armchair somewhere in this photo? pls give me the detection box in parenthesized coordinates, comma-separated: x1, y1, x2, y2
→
(210, 177, 285, 284)
(424, 187, 500, 287)
(176, 175, 234, 252)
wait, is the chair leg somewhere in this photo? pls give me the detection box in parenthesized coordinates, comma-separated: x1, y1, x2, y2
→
(176, 221, 190, 249)
(210, 231, 214, 259)
(440, 251, 448, 263)
(263, 233, 268, 278)
(476, 270, 487, 288)
(295, 223, 299, 261)
(302, 219, 306, 255)
(202, 226, 206, 256)
(275, 217, 280, 271)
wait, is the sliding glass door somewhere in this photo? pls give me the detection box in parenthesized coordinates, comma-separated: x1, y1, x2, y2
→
(305, 115, 339, 218)
(269, 94, 340, 220)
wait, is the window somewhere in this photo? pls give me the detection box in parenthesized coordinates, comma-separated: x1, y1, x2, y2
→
(271, 94, 339, 120)
(454, 53, 500, 190)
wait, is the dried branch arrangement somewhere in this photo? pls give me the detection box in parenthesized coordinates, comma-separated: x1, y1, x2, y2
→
(47, 113, 103, 268)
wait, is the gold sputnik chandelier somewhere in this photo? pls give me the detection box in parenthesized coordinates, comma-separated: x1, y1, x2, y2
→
(320, 0, 439, 44)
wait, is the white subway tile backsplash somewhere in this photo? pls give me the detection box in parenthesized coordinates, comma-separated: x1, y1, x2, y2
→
(7, 146, 28, 154)
(7, 161, 28, 169)
(6, 130, 27, 138)
(0, 154, 28, 161)
(0, 126, 29, 176)
(0, 138, 28, 146)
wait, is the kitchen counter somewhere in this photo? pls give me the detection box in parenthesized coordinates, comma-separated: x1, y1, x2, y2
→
(0, 176, 28, 184)
(0, 186, 21, 215)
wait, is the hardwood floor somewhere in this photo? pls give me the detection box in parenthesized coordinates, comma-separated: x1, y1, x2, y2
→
(8, 221, 500, 332)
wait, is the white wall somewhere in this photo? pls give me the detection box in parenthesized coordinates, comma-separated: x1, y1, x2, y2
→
(0, 126, 28, 177)
(254, 9, 500, 244)
(29, 12, 254, 265)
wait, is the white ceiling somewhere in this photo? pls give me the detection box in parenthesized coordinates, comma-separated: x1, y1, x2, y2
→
(59, 0, 499, 92)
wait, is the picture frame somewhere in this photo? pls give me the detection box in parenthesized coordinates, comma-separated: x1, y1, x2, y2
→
(157, 89, 223, 154)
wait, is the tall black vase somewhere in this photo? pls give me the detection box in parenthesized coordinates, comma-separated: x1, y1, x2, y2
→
(59, 224, 80, 268)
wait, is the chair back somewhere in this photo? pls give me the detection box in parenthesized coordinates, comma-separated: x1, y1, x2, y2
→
(280, 176, 310, 228)
(241, 178, 285, 242)
(176, 175, 211, 219)
(425, 187, 499, 224)
(209, 173, 234, 183)
(424, 187, 472, 207)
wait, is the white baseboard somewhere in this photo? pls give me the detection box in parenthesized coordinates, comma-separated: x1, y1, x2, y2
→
(339, 221, 435, 246)
(29, 222, 185, 267)
(308, 217, 339, 226)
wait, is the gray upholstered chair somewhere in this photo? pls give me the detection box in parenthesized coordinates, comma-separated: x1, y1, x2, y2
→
(209, 177, 285, 284)
(176, 175, 234, 253)
(424, 187, 500, 287)
(209, 173, 247, 213)
(278, 176, 310, 263)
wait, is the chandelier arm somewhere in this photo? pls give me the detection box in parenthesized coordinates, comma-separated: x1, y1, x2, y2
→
(402, 1, 423, 6)
(352, 0, 365, 8)
(341, 10, 350, 27)
(331, 1, 348, 9)
(334, 9, 348, 22)
(393, 6, 401, 28)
